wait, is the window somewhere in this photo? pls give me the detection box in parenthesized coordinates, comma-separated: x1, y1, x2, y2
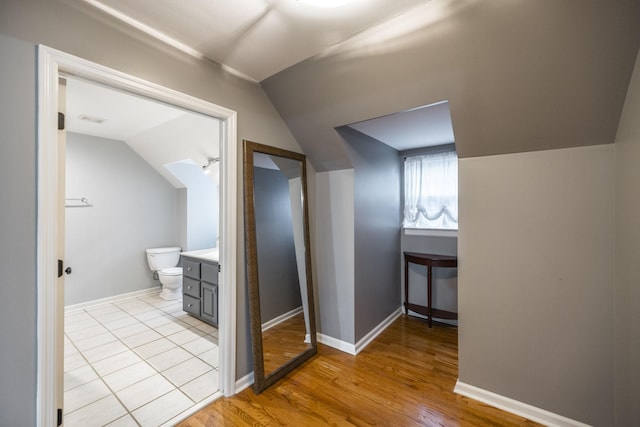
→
(403, 150, 458, 230)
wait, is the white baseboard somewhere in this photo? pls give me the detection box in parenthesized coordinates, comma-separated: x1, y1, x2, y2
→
(317, 333, 356, 355)
(354, 307, 403, 355)
(64, 286, 161, 312)
(262, 306, 303, 332)
(318, 307, 403, 356)
(454, 381, 591, 427)
(234, 371, 255, 394)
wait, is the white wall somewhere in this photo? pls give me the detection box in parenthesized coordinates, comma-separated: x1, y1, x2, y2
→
(164, 160, 218, 251)
(614, 48, 640, 427)
(314, 170, 355, 344)
(65, 133, 178, 306)
(458, 145, 615, 426)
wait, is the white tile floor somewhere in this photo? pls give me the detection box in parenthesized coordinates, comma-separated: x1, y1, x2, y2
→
(64, 291, 221, 427)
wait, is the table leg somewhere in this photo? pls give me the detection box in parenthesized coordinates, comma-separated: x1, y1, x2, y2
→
(427, 265, 433, 328)
(404, 258, 409, 315)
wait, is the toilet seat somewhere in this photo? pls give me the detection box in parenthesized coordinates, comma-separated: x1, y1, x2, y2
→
(159, 267, 182, 276)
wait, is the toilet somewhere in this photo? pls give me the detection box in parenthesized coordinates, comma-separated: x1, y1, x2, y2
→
(145, 247, 183, 300)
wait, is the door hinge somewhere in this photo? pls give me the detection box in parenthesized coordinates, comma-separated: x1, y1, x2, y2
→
(58, 112, 65, 130)
(57, 408, 62, 426)
(218, 264, 221, 273)
(58, 260, 63, 278)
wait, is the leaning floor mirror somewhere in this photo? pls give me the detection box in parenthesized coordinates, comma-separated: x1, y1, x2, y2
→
(243, 140, 317, 393)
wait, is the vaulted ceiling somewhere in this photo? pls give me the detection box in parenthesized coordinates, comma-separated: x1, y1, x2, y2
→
(261, 0, 640, 169)
(79, 0, 640, 171)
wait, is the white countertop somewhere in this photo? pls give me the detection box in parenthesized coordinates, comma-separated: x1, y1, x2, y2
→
(181, 248, 219, 262)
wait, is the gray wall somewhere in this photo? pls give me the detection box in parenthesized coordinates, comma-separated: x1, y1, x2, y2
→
(0, 34, 37, 427)
(614, 48, 640, 427)
(459, 145, 615, 426)
(339, 127, 401, 342)
(253, 167, 302, 323)
(65, 133, 178, 306)
(0, 1, 302, 423)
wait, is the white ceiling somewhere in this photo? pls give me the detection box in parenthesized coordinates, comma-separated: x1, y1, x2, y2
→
(86, 0, 431, 82)
(66, 78, 221, 188)
(66, 79, 186, 141)
(347, 101, 454, 151)
(72, 0, 454, 154)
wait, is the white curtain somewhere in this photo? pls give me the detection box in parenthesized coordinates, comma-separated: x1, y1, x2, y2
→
(403, 151, 458, 229)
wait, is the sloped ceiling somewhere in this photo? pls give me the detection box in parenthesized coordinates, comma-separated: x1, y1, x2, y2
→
(83, 0, 430, 81)
(261, 0, 640, 171)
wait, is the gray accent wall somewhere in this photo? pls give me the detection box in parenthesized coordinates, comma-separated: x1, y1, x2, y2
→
(339, 127, 401, 342)
(0, 34, 37, 427)
(614, 48, 640, 427)
(65, 132, 178, 306)
(253, 167, 302, 323)
(458, 145, 615, 426)
(0, 1, 302, 423)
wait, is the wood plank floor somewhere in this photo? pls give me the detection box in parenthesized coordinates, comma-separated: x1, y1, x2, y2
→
(262, 312, 311, 374)
(179, 315, 542, 426)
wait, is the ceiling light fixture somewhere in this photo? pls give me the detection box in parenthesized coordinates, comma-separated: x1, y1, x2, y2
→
(298, 0, 354, 8)
(202, 157, 219, 174)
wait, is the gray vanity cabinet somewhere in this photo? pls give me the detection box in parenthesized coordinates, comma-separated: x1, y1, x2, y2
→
(182, 256, 218, 327)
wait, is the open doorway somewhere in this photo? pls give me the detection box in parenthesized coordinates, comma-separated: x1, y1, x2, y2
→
(37, 46, 238, 427)
(62, 76, 224, 425)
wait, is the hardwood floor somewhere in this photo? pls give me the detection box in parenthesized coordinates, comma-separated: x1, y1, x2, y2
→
(179, 315, 542, 426)
(262, 312, 311, 374)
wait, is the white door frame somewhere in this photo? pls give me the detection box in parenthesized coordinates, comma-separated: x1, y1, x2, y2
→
(36, 45, 238, 427)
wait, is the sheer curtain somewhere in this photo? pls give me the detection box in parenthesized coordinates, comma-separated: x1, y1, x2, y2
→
(403, 151, 458, 229)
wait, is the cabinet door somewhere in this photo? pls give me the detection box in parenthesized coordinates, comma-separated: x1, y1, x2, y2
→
(201, 262, 218, 284)
(201, 282, 218, 327)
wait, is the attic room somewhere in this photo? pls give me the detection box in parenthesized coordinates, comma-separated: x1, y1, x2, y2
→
(1, 0, 640, 426)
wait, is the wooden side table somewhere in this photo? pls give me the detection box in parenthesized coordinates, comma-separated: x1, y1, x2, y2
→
(403, 252, 458, 328)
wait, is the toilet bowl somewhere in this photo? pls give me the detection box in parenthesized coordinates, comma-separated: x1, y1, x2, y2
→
(158, 267, 183, 300)
(146, 247, 183, 301)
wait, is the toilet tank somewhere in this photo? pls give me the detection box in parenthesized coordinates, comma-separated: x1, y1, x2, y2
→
(146, 247, 181, 271)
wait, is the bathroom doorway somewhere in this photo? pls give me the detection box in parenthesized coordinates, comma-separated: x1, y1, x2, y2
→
(62, 76, 225, 425)
(37, 46, 238, 427)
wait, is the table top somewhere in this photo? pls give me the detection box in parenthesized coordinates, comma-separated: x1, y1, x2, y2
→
(403, 251, 457, 266)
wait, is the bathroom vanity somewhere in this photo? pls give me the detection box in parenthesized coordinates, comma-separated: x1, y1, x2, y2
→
(181, 249, 219, 327)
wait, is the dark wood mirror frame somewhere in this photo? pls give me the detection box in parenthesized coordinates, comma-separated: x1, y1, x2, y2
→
(243, 140, 317, 393)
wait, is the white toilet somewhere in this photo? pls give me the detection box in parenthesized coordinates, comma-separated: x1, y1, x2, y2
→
(146, 247, 183, 300)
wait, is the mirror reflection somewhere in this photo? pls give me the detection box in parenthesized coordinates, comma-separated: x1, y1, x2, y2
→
(244, 140, 316, 393)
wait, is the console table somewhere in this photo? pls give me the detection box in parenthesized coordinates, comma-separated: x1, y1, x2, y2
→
(403, 252, 458, 328)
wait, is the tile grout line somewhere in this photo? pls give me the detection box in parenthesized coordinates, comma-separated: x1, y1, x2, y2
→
(64, 292, 221, 426)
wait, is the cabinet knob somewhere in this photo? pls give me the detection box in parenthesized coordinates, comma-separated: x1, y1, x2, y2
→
(187, 303, 193, 308)
(187, 285, 192, 289)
